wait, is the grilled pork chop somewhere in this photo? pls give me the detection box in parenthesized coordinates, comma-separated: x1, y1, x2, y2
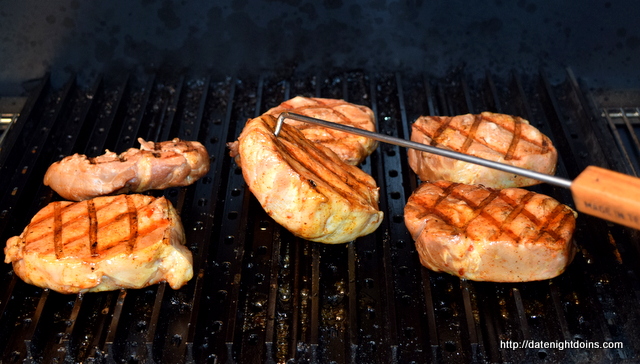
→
(4, 194, 193, 293)
(236, 114, 383, 244)
(263, 96, 378, 165)
(408, 112, 558, 188)
(404, 181, 577, 282)
(44, 138, 210, 201)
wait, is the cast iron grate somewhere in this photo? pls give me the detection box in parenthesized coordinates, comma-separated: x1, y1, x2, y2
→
(0, 69, 638, 363)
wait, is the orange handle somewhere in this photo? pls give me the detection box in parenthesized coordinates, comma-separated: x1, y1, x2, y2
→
(571, 165, 640, 230)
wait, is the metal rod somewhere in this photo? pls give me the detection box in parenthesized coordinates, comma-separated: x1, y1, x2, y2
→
(275, 112, 573, 189)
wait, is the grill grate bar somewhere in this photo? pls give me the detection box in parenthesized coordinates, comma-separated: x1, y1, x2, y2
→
(617, 108, 640, 153)
(346, 242, 358, 363)
(23, 288, 49, 359)
(602, 109, 640, 119)
(104, 289, 128, 359)
(263, 226, 282, 364)
(602, 108, 639, 176)
(341, 75, 360, 364)
(368, 73, 400, 363)
(417, 78, 442, 360)
(309, 243, 320, 362)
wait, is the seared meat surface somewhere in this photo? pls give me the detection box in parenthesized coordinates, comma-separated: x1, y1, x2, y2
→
(408, 112, 557, 188)
(44, 138, 210, 201)
(404, 181, 577, 282)
(236, 114, 383, 244)
(263, 96, 378, 165)
(4, 195, 193, 293)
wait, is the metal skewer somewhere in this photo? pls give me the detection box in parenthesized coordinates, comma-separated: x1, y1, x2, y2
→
(275, 112, 573, 189)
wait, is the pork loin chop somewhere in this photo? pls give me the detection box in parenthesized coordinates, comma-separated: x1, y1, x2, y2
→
(4, 194, 193, 293)
(44, 138, 210, 201)
(236, 114, 383, 244)
(408, 112, 557, 188)
(404, 181, 577, 282)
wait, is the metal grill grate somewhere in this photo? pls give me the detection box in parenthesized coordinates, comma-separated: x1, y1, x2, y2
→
(0, 69, 639, 363)
(602, 108, 640, 177)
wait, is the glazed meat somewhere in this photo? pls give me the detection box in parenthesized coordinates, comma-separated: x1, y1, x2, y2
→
(404, 181, 577, 282)
(408, 112, 558, 188)
(44, 138, 210, 201)
(236, 114, 383, 244)
(263, 96, 378, 165)
(4, 194, 193, 293)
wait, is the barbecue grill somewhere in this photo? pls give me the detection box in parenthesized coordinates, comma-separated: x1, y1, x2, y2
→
(0, 68, 638, 363)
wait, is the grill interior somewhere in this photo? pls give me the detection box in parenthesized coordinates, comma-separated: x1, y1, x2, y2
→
(1, 69, 640, 363)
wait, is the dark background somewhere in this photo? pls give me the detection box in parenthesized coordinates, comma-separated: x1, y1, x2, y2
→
(1, 0, 640, 95)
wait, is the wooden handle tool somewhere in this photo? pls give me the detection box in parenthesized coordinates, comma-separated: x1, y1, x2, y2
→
(571, 166, 640, 229)
(275, 112, 640, 230)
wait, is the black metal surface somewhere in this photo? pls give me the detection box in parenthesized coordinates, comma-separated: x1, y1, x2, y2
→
(4, 1, 640, 95)
(0, 69, 639, 363)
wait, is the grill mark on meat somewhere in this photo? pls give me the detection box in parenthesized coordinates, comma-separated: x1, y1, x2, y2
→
(87, 200, 99, 257)
(296, 107, 351, 123)
(554, 208, 576, 239)
(490, 191, 537, 241)
(27, 200, 113, 240)
(422, 183, 568, 246)
(428, 185, 514, 239)
(275, 131, 365, 204)
(497, 193, 565, 243)
(54, 201, 63, 259)
(276, 100, 372, 129)
(282, 106, 355, 138)
(266, 117, 374, 206)
(23, 197, 157, 257)
(413, 182, 460, 224)
(532, 203, 570, 242)
(540, 138, 551, 154)
(454, 188, 502, 230)
(476, 114, 547, 151)
(263, 97, 378, 166)
(125, 195, 138, 253)
(460, 114, 483, 154)
(428, 116, 454, 146)
(414, 115, 548, 157)
(60, 218, 160, 253)
(504, 116, 522, 160)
